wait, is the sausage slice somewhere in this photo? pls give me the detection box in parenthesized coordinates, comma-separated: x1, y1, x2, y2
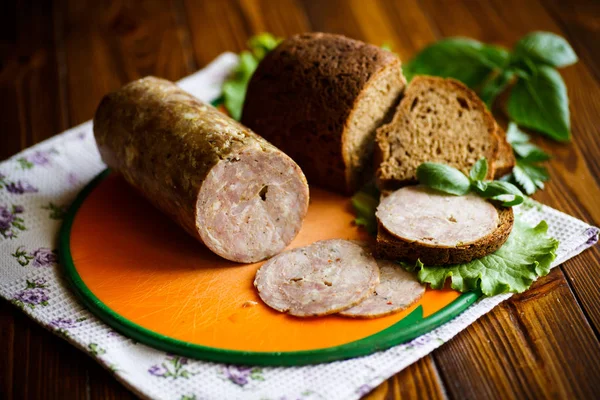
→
(254, 239, 380, 317)
(340, 259, 425, 318)
(94, 77, 309, 263)
(376, 185, 499, 248)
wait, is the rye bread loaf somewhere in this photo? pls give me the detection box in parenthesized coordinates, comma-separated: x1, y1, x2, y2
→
(493, 125, 516, 178)
(375, 76, 499, 190)
(375, 187, 514, 265)
(242, 33, 406, 194)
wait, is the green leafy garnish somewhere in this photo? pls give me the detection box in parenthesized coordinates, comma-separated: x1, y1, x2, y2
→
(416, 158, 524, 207)
(505, 123, 551, 195)
(351, 185, 380, 236)
(513, 158, 550, 195)
(507, 65, 570, 142)
(403, 218, 559, 296)
(222, 33, 282, 120)
(404, 31, 576, 141)
(416, 163, 471, 195)
(513, 31, 578, 68)
(469, 158, 488, 181)
(403, 38, 509, 88)
(506, 122, 550, 161)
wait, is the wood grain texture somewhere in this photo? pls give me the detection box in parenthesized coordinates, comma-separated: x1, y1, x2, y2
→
(415, 1, 600, 397)
(543, 0, 600, 82)
(364, 357, 447, 400)
(0, 0, 67, 160)
(1, 0, 599, 399)
(58, 0, 195, 125)
(435, 269, 600, 399)
(184, 0, 310, 67)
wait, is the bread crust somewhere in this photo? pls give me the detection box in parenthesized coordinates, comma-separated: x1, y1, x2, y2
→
(493, 125, 516, 178)
(376, 204, 514, 265)
(375, 76, 500, 190)
(242, 32, 403, 194)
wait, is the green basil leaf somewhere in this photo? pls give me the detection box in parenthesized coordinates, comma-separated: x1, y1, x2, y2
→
(507, 65, 570, 141)
(512, 160, 550, 195)
(513, 144, 551, 162)
(416, 162, 471, 195)
(492, 194, 524, 207)
(472, 180, 488, 193)
(506, 121, 530, 143)
(514, 31, 578, 68)
(506, 122, 551, 160)
(469, 158, 489, 181)
(480, 70, 514, 108)
(404, 38, 509, 88)
(479, 180, 524, 198)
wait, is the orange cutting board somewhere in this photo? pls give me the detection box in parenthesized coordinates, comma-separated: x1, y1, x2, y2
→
(60, 171, 477, 366)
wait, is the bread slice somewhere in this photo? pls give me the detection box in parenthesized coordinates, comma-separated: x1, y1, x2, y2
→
(493, 125, 516, 178)
(375, 76, 499, 190)
(376, 204, 514, 265)
(242, 33, 406, 194)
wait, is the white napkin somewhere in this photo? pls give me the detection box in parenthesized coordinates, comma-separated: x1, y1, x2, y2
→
(0, 53, 597, 400)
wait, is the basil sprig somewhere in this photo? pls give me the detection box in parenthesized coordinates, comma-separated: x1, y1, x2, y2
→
(416, 158, 525, 207)
(504, 122, 551, 195)
(404, 31, 577, 142)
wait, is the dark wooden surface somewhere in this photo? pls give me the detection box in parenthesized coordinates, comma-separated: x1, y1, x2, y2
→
(1, 0, 599, 399)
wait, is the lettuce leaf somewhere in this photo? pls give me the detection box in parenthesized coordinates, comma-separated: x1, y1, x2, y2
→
(403, 218, 559, 296)
(222, 33, 281, 120)
(351, 184, 380, 236)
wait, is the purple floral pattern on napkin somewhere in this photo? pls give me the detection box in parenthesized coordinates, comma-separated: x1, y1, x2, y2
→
(0, 173, 38, 195)
(12, 278, 49, 309)
(0, 205, 26, 239)
(49, 316, 87, 337)
(16, 149, 57, 170)
(149, 354, 194, 379)
(221, 365, 265, 387)
(12, 246, 58, 267)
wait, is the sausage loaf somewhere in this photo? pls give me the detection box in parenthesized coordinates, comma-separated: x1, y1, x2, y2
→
(93, 77, 309, 263)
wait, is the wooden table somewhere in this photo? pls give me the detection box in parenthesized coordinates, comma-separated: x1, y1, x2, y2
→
(1, 0, 599, 398)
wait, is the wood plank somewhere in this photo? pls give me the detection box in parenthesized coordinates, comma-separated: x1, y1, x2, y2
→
(0, 0, 67, 160)
(6, 302, 88, 399)
(482, 0, 600, 335)
(59, 0, 195, 125)
(414, 0, 600, 397)
(542, 0, 600, 82)
(0, 301, 15, 398)
(302, 0, 439, 62)
(481, 0, 600, 222)
(433, 269, 600, 399)
(364, 357, 447, 400)
(184, 0, 310, 67)
(562, 247, 600, 336)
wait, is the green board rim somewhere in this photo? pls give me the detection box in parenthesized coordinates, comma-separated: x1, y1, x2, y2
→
(60, 170, 480, 366)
